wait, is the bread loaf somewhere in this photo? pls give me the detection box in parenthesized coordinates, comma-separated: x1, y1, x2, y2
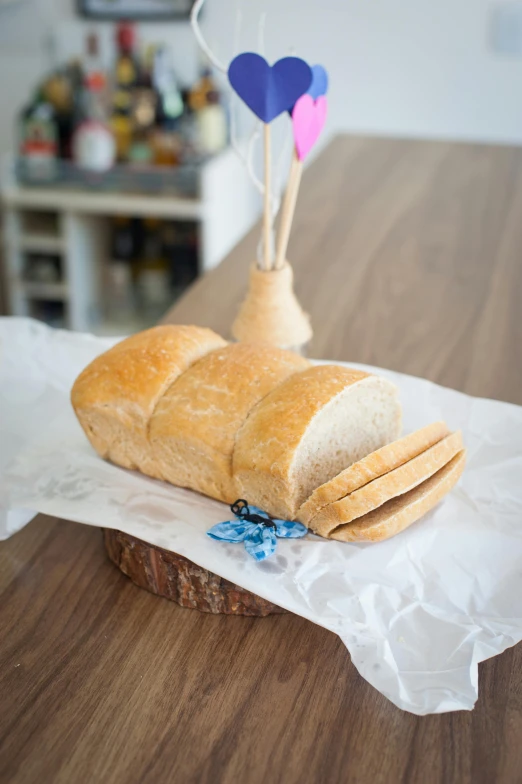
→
(71, 325, 226, 474)
(232, 365, 402, 519)
(71, 326, 464, 541)
(71, 327, 402, 520)
(308, 430, 463, 537)
(298, 421, 450, 525)
(330, 450, 466, 542)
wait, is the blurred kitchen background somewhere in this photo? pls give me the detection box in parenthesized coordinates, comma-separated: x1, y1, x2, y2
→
(0, 0, 521, 334)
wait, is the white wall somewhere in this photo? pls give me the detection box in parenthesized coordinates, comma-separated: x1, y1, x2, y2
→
(1, 0, 522, 160)
(202, 0, 522, 145)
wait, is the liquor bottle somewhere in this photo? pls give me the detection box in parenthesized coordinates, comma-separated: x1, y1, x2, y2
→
(65, 60, 85, 158)
(153, 46, 184, 126)
(39, 30, 75, 160)
(150, 127, 182, 167)
(18, 89, 58, 182)
(197, 90, 227, 154)
(132, 44, 158, 131)
(72, 31, 115, 172)
(72, 51, 115, 171)
(113, 22, 139, 99)
(111, 22, 139, 161)
(84, 31, 102, 78)
(42, 68, 74, 159)
(188, 66, 215, 112)
(188, 64, 227, 155)
(134, 218, 171, 317)
(146, 46, 185, 167)
(72, 78, 116, 172)
(106, 216, 139, 322)
(127, 44, 157, 165)
(162, 221, 198, 289)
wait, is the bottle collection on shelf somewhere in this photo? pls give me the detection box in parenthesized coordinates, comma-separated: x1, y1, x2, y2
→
(21, 216, 198, 330)
(106, 216, 198, 324)
(18, 22, 228, 182)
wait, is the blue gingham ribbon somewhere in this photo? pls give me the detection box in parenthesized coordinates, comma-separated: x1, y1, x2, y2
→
(207, 499, 308, 561)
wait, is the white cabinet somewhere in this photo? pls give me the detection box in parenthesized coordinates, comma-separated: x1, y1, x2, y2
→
(1, 149, 260, 332)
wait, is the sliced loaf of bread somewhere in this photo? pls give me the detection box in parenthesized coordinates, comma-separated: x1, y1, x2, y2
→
(232, 365, 402, 520)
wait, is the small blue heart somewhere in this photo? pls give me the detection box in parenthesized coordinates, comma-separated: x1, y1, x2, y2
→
(308, 64, 329, 99)
(228, 52, 312, 124)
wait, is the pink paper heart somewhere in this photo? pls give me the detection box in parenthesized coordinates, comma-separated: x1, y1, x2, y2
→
(292, 94, 328, 161)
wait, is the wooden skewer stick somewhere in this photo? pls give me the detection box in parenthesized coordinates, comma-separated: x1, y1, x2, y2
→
(263, 123, 272, 270)
(274, 148, 303, 270)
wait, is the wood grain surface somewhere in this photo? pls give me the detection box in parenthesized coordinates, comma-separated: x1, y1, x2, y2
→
(2, 136, 522, 784)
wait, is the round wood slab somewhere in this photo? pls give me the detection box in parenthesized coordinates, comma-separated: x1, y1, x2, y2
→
(103, 528, 286, 616)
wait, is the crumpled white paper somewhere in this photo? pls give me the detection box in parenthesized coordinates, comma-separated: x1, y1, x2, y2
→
(1, 317, 521, 716)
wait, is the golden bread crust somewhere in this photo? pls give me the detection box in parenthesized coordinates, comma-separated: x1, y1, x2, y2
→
(71, 325, 226, 470)
(149, 342, 310, 501)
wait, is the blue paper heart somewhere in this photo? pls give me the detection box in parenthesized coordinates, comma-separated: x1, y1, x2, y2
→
(228, 52, 312, 123)
(308, 64, 329, 99)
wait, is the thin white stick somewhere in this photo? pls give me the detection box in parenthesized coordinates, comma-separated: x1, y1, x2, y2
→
(263, 123, 273, 270)
(190, 0, 227, 73)
(275, 149, 303, 269)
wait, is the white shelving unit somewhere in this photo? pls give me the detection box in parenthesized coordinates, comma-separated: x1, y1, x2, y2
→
(0, 149, 260, 332)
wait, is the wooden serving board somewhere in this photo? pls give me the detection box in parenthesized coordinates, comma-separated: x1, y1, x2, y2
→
(103, 528, 286, 616)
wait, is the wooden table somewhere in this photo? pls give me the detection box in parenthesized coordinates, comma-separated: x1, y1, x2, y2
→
(2, 136, 522, 784)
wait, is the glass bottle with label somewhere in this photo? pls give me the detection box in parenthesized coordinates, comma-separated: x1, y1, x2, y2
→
(135, 218, 171, 318)
(18, 91, 58, 182)
(73, 35, 115, 173)
(189, 65, 228, 155)
(106, 216, 139, 322)
(111, 22, 139, 161)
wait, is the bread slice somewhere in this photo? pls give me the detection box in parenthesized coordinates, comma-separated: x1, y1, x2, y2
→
(309, 430, 463, 537)
(298, 421, 450, 525)
(71, 325, 226, 473)
(149, 342, 309, 504)
(330, 450, 466, 542)
(232, 365, 402, 520)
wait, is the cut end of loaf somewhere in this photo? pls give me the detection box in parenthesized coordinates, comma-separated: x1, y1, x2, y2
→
(290, 376, 402, 513)
(234, 368, 401, 520)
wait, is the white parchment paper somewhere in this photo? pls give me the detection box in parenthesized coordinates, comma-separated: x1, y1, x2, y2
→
(1, 317, 521, 716)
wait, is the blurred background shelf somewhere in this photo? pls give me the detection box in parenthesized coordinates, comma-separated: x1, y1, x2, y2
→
(16, 280, 69, 300)
(0, 18, 262, 332)
(17, 234, 65, 254)
(1, 147, 260, 332)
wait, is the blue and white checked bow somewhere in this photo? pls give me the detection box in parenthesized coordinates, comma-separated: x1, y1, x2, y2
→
(207, 499, 308, 561)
